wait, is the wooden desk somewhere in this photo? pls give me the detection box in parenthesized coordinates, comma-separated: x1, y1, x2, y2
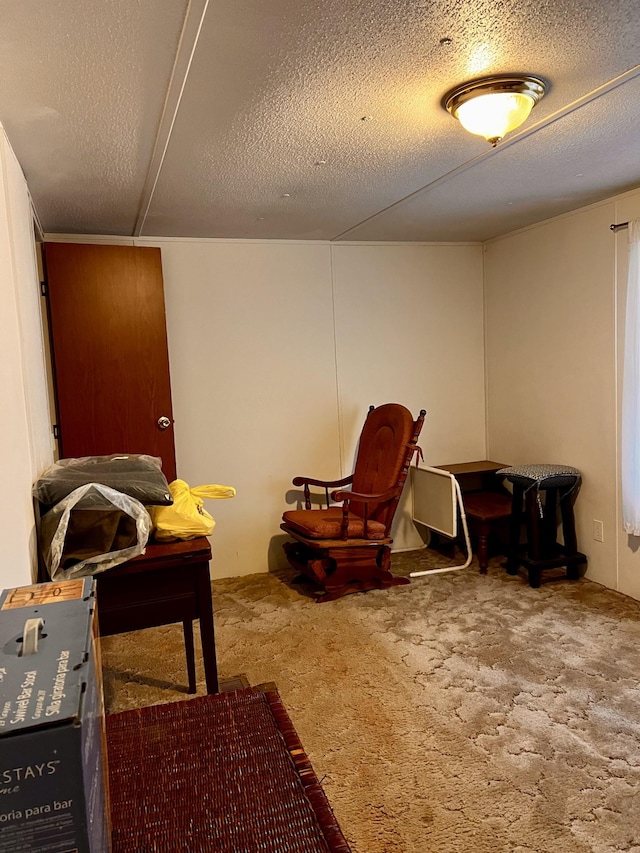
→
(95, 537, 219, 694)
(436, 460, 511, 573)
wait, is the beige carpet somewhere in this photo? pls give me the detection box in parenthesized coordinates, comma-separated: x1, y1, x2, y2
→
(100, 550, 640, 853)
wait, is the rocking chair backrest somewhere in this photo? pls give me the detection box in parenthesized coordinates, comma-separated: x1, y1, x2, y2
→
(350, 404, 425, 533)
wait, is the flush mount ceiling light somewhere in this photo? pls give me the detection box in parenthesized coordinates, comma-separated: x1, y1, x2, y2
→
(442, 75, 546, 146)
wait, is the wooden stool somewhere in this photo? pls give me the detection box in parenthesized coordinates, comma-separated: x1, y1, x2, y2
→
(503, 466, 587, 588)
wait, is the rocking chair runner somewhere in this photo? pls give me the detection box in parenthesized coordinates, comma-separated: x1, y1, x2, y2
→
(281, 403, 426, 602)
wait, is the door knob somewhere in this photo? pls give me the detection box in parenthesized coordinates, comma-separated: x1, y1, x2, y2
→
(157, 416, 172, 430)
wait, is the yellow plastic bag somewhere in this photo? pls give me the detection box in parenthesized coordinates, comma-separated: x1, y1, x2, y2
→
(151, 479, 236, 541)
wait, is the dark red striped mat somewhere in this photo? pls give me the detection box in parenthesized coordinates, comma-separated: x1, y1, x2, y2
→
(106, 687, 351, 852)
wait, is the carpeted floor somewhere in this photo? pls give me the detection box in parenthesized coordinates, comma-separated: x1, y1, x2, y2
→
(100, 549, 640, 853)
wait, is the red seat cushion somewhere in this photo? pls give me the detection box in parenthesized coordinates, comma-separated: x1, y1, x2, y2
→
(282, 508, 387, 540)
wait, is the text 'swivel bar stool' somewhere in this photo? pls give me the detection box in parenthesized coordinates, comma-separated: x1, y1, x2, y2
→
(498, 464, 587, 588)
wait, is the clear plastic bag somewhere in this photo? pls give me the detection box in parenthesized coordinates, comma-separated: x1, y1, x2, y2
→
(151, 480, 236, 542)
(39, 483, 152, 580)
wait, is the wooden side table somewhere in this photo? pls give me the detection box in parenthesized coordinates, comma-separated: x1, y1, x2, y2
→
(95, 537, 219, 694)
(435, 461, 512, 573)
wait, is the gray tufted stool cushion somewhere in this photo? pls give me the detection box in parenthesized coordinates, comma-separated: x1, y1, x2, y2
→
(497, 464, 581, 491)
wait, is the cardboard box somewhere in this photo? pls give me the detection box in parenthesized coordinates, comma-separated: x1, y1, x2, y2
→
(0, 578, 110, 852)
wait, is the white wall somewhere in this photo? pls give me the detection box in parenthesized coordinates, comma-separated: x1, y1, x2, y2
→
(484, 190, 640, 596)
(154, 239, 341, 579)
(331, 243, 486, 550)
(0, 127, 53, 591)
(138, 238, 487, 577)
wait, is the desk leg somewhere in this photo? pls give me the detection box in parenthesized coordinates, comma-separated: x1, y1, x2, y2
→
(183, 620, 197, 694)
(477, 524, 489, 574)
(195, 562, 219, 694)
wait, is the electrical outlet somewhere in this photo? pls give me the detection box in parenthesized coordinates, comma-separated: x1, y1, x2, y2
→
(593, 519, 604, 542)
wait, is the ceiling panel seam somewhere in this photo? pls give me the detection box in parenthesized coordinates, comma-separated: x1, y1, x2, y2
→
(332, 64, 640, 243)
(133, 0, 210, 238)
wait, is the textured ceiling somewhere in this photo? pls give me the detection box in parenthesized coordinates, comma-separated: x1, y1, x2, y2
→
(0, 0, 638, 242)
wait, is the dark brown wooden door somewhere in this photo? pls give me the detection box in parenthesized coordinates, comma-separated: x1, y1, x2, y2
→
(44, 243, 177, 482)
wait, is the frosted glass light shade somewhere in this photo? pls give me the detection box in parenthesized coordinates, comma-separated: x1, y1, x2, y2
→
(443, 75, 546, 145)
(454, 92, 534, 142)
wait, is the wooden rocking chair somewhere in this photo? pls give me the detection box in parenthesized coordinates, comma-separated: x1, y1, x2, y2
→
(281, 403, 426, 602)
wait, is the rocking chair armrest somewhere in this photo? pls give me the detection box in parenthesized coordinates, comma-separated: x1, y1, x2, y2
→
(331, 485, 402, 541)
(331, 485, 402, 504)
(292, 474, 354, 510)
(292, 475, 354, 489)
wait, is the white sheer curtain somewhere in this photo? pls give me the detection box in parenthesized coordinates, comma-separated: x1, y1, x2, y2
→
(622, 220, 640, 534)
